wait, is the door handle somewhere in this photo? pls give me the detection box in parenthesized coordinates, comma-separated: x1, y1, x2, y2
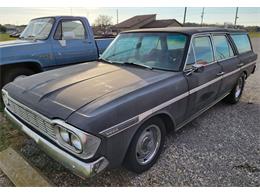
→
(216, 72, 225, 76)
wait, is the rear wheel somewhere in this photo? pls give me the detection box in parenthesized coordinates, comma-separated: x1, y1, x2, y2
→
(223, 74, 245, 104)
(124, 117, 166, 173)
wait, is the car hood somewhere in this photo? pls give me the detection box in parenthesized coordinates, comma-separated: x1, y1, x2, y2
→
(0, 39, 41, 48)
(5, 61, 174, 120)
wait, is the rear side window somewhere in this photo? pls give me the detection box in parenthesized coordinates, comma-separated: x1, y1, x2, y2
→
(231, 34, 252, 53)
(213, 35, 234, 60)
(192, 36, 214, 64)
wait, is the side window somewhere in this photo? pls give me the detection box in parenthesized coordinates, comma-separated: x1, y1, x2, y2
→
(54, 20, 86, 40)
(213, 35, 234, 60)
(185, 45, 196, 69)
(231, 34, 252, 53)
(192, 36, 214, 64)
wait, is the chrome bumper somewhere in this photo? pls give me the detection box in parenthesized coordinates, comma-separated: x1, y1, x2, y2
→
(4, 108, 109, 179)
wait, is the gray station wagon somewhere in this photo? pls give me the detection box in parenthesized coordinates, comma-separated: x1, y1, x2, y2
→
(2, 27, 257, 178)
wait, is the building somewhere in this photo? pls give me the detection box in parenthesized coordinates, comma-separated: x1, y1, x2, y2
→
(112, 14, 182, 33)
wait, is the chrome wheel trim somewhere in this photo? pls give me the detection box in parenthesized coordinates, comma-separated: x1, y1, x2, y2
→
(235, 77, 243, 98)
(135, 124, 161, 165)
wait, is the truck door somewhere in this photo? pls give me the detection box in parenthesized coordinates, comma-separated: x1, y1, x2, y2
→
(184, 35, 223, 117)
(52, 19, 98, 66)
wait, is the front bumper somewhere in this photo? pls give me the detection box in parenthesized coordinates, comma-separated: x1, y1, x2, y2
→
(4, 108, 109, 179)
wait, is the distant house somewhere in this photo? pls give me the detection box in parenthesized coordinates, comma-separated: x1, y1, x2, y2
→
(112, 14, 182, 33)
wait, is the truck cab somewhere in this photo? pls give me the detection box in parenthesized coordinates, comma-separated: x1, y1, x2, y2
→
(0, 16, 113, 89)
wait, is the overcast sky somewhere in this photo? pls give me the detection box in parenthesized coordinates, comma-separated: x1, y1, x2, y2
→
(0, 7, 259, 26)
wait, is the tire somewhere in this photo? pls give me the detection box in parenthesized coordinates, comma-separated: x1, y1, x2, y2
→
(223, 74, 245, 104)
(124, 117, 166, 173)
(1, 67, 35, 89)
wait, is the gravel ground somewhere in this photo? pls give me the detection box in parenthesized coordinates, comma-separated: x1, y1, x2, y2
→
(0, 38, 259, 187)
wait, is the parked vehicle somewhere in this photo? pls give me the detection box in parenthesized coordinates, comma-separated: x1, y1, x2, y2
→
(2, 27, 257, 178)
(0, 16, 113, 89)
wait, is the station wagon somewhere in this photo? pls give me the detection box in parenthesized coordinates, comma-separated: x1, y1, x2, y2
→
(2, 27, 257, 178)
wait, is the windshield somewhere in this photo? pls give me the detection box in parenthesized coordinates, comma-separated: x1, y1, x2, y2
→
(100, 32, 188, 71)
(20, 18, 54, 40)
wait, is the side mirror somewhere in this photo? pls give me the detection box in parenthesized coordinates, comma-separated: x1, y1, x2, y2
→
(192, 63, 205, 72)
(185, 63, 205, 76)
(62, 31, 75, 40)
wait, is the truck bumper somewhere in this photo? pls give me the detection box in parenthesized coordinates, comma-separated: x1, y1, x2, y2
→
(4, 108, 109, 179)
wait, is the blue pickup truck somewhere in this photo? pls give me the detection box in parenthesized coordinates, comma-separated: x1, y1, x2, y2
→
(0, 16, 113, 89)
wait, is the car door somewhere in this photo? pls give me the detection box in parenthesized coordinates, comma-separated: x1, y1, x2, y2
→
(52, 19, 97, 66)
(212, 34, 240, 97)
(184, 35, 223, 117)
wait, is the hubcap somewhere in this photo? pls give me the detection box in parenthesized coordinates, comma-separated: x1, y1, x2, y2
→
(135, 124, 161, 165)
(235, 77, 243, 98)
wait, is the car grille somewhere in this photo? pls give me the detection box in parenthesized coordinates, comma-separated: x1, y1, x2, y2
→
(7, 98, 56, 139)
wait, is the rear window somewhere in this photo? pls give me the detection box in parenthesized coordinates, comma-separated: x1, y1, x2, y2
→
(231, 34, 252, 53)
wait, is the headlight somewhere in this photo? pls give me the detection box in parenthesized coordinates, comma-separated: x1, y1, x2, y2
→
(71, 134, 82, 151)
(2, 90, 9, 106)
(54, 122, 101, 159)
(59, 128, 70, 143)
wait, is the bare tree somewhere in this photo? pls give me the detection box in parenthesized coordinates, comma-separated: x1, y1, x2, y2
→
(93, 15, 113, 35)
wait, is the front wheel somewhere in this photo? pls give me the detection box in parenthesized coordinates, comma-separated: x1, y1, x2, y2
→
(124, 117, 166, 173)
(223, 74, 245, 104)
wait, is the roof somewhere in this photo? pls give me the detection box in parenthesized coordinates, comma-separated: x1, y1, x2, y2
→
(114, 14, 156, 28)
(121, 27, 246, 35)
(142, 19, 182, 28)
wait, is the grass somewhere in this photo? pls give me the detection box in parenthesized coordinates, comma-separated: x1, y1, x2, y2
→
(0, 33, 16, 42)
(249, 32, 260, 38)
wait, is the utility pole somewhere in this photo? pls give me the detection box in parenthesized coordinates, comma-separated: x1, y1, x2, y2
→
(116, 9, 119, 24)
(183, 7, 187, 25)
(234, 7, 239, 28)
(70, 8, 72, 16)
(201, 7, 205, 27)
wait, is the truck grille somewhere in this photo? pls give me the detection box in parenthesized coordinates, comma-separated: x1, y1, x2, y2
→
(7, 98, 56, 139)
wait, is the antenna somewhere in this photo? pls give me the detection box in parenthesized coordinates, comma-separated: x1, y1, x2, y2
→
(201, 7, 205, 27)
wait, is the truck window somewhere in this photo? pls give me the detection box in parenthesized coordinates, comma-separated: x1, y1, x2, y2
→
(213, 35, 234, 60)
(192, 36, 214, 65)
(54, 20, 86, 40)
(231, 34, 252, 54)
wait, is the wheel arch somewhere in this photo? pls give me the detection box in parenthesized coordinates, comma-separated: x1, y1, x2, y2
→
(0, 61, 43, 73)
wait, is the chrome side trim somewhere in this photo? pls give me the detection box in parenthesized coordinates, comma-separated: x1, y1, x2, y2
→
(100, 60, 256, 137)
(4, 108, 109, 178)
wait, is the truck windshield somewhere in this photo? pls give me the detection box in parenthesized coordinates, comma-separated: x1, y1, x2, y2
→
(100, 32, 188, 71)
(20, 18, 54, 40)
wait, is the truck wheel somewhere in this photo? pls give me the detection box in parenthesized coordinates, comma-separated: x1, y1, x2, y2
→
(223, 74, 245, 104)
(124, 117, 166, 173)
(1, 67, 35, 89)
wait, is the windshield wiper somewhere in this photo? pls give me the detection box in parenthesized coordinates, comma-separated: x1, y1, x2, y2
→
(123, 62, 153, 70)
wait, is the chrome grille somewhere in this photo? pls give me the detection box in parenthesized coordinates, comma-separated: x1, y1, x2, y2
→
(7, 98, 56, 139)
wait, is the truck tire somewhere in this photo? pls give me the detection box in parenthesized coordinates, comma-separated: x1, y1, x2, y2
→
(1, 67, 35, 89)
(223, 74, 245, 104)
(124, 117, 166, 173)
